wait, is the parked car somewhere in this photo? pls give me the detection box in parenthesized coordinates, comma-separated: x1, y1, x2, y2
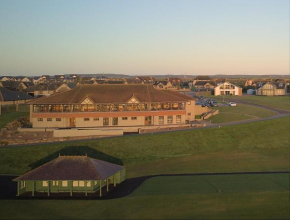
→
(229, 102, 237, 107)
(210, 101, 218, 107)
(198, 96, 204, 100)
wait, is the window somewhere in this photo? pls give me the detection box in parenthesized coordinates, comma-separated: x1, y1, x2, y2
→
(84, 118, 90, 121)
(131, 117, 137, 120)
(42, 181, 48, 187)
(167, 116, 173, 124)
(73, 181, 78, 187)
(52, 181, 58, 186)
(176, 115, 181, 123)
(94, 181, 98, 185)
(56, 118, 61, 121)
(93, 117, 99, 121)
(188, 113, 191, 116)
(87, 181, 91, 187)
(38, 118, 43, 121)
(113, 117, 118, 125)
(103, 117, 109, 126)
(187, 101, 191, 105)
(62, 181, 68, 187)
(79, 181, 85, 187)
(20, 181, 25, 189)
(159, 116, 164, 124)
(122, 117, 128, 120)
(47, 118, 52, 121)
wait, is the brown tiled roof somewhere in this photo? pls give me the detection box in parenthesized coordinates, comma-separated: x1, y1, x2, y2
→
(29, 84, 193, 104)
(13, 156, 123, 181)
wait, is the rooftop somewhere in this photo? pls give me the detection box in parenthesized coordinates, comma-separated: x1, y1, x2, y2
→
(14, 155, 123, 181)
(29, 84, 194, 104)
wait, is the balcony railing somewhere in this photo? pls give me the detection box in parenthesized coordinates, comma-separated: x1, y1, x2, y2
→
(33, 102, 186, 113)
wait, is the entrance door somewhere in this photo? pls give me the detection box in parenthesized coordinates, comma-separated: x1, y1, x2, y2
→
(70, 118, 76, 127)
(145, 116, 152, 125)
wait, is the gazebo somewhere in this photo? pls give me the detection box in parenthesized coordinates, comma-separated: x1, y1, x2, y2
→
(13, 155, 125, 197)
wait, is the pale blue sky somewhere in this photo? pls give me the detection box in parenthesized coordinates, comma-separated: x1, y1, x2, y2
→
(0, 0, 289, 76)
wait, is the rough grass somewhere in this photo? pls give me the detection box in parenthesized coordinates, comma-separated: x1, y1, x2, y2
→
(0, 111, 29, 129)
(0, 117, 289, 176)
(209, 104, 276, 123)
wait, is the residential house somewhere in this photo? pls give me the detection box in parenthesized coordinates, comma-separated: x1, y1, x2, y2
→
(256, 82, 286, 96)
(214, 82, 242, 96)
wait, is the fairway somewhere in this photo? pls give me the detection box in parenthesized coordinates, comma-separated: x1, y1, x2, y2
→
(211, 95, 290, 111)
(130, 173, 290, 196)
(0, 173, 289, 219)
(209, 103, 276, 123)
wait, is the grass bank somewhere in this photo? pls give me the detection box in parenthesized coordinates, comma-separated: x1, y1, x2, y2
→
(0, 117, 289, 177)
(0, 111, 29, 129)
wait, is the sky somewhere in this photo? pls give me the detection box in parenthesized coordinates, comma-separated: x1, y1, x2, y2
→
(0, 0, 289, 76)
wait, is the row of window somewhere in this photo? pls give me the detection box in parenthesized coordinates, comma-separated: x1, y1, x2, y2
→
(83, 117, 137, 121)
(38, 118, 61, 122)
(37, 115, 182, 125)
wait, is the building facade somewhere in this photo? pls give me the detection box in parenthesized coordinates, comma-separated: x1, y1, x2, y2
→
(256, 82, 286, 96)
(29, 84, 199, 128)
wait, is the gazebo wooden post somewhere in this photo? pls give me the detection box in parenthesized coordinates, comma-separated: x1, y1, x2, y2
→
(47, 181, 50, 196)
(99, 181, 102, 197)
(85, 181, 87, 196)
(106, 179, 109, 192)
(114, 174, 116, 187)
(70, 181, 73, 196)
(17, 181, 20, 196)
(32, 181, 35, 196)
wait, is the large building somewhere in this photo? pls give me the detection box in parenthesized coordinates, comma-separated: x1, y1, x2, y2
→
(256, 82, 286, 96)
(28, 84, 205, 128)
(214, 82, 242, 96)
(14, 155, 125, 197)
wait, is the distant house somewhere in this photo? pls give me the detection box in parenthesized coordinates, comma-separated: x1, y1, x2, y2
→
(0, 76, 11, 81)
(1, 81, 34, 92)
(28, 83, 72, 97)
(0, 87, 34, 105)
(13, 155, 125, 197)
(193, 81, 215, 90)
(135, 76, 154, 84)
(14, 77, 30, 82)
(214, 82, 242, 96)
(256, 82, 286, 96)
(153, 81, 175, 90)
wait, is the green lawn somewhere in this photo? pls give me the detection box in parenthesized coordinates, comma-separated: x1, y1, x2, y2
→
(0, 174, 289, 219)
(209, 103, 276, 123)
(0, 111, 29, 129)
(0, 117, 289, 177)
(211, 95, 290, 111)
(0, 117, 289, 219)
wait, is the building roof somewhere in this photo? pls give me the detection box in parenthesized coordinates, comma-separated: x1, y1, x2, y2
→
(0, 87, 34, 102)
(29, 84, 193, 104)
(14, 156, 123, 181)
